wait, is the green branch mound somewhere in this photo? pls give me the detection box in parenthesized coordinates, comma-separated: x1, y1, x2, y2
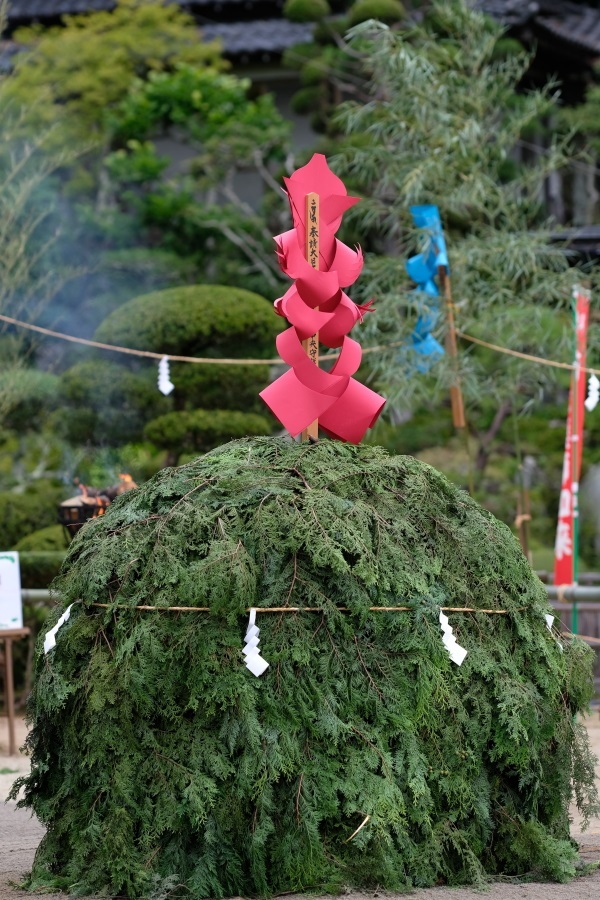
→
(13, 438, 598, 896)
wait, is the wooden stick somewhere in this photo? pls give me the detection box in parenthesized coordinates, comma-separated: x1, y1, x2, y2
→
(4, 638, 16, 755)
(301, 191, 320, 441)
(438, 265, 466, 429)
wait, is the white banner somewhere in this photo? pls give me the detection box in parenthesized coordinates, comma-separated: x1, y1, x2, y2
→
(0, 551, 23, 630)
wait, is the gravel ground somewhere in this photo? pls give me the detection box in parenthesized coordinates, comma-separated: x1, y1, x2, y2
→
(2, 715, 600, 900)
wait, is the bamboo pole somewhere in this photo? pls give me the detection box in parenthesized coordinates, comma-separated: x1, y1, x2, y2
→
(438, 264, 474, 494)
(438, 265, 465, 429)
(301, 192, 320, 441)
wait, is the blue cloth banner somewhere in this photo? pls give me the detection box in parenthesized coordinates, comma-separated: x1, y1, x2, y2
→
(405, 205, 447, 371)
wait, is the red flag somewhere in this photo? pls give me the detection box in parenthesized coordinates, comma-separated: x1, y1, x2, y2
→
(553, 287, 591, 586)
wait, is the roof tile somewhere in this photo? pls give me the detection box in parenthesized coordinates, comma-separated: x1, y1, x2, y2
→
(200, 18, 313, 56)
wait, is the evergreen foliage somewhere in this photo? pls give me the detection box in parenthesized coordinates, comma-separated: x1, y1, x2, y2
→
(95, 285, 281, 358)
(284, 0, 332, 24)
(144, 409, 272, 454)
(0, 481, 65, 548)
(17, 551, 67, 589)
(79, 284, 282, 460)
(5, 0, 223, 141)
(14, 437, 598, 896)
(347, 0, 405, 26)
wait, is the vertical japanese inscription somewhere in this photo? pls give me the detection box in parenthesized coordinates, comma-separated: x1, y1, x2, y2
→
(304, 192, 319, 366)
(301, 192, 319, 439)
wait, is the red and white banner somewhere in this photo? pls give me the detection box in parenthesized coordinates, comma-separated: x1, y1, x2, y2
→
(554, 286, 591, 586)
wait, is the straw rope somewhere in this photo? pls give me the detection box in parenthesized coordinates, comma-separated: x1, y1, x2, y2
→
(4, 312, 599, 375)
(90, 603, 525, 614)
(455, 330, 600, 374)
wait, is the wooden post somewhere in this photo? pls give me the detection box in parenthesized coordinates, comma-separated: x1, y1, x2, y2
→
(1, 628, 30, 755)
(438, 265, 466, 429)
(4, 637, 15, 755)
(301, 191, 320, 441)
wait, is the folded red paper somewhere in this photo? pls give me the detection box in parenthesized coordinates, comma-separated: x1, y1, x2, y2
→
(260, 153, 385, 443)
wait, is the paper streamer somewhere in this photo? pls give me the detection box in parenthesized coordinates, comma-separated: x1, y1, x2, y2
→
(585, 373, 599, 412)
(243, 608, 269, 677)
(544, 613, 563, 651)
(43, 604, 74, 654)
(405, 205, 447, 372)
(158, 355, 174, 395)
(438, 610, 467, 666)
(260, 153, 385, 443)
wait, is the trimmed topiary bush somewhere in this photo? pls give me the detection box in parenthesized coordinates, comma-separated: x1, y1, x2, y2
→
(348, 0, 405, 26)
(14, 525, 69, 552)
(94, 284, 281, 359)
(14, 438, 598, 896)
(144, 409, 272, 454)
(59, 360, 171, 447)
(18, 552, 67, 589)
(0, 481, 65, 549)
(284, 0, 331, 23)
(86, 284, 282, 456)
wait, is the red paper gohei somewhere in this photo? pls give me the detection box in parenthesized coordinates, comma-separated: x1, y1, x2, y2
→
(260, 153, 385, 442)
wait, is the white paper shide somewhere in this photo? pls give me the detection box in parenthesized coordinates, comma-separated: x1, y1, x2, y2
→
(439, 610, 467, 666)
(243, 608, 269, 677)
(158, 356, 175, 395)
(44, 604, 74, 654)
(544, 612, 563, 651)
(585, 374, 600, 412)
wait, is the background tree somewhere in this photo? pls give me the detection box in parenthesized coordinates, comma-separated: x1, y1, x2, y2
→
(0, 0, 87, 549)
(3, 0, 291, 337)
(283, 0, 407, 133)
(5, 0, 223, 143)
(323, 0, 599, 560)
(0, 0, 291, 544)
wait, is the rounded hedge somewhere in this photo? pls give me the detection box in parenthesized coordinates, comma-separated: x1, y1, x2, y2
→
(14, 438, 598, 897)
(0, 481, 65, 548)
(348, 0, 405, 27)
(94, 284, 282, 359)
(145, 409, 272, 453)
(59, 360, 170, 446)
(284, 0, 331, 23)
(14, 524, 69, 552)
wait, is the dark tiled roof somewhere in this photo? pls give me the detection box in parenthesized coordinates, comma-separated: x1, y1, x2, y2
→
(4, 0, 265, 19)
(476, 1, 600, 57)
(474, 1, 540, 28)
(0, 40, 20, 71)
(550, 225, 600, 258)
(5, 0, 114, 16)
(537, 7, 600, 56)
(200, 18, 313, 57)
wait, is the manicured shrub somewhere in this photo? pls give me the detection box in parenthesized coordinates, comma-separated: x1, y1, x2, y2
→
(284, 0, 331, 23)
(14, 524, 69, 552)
(0, 481, 64, 549)
(18, 552, 67, 589)
(59, 360, 170, 446)
(94, 284, 281, 360)
(145, 409, 271, 454)
(347, 0, 405, 26)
